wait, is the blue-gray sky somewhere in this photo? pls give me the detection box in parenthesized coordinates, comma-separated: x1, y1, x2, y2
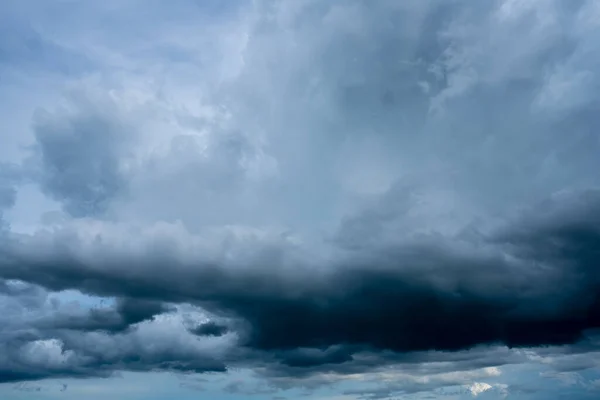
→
(2, 1, 600, 399)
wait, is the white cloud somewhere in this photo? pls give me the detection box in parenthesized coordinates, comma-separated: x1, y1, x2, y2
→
(467, 382, 492, 396)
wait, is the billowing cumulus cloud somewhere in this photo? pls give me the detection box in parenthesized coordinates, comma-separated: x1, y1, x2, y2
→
(1, 189, 599, 357)
(0, 280, 229, 383)
(1, 0, 600, 398)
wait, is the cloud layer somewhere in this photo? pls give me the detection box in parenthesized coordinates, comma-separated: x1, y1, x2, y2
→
(1, 0, 600, 398)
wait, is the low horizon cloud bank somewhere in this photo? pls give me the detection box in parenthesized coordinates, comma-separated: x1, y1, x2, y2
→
(1, 0, 600, 398)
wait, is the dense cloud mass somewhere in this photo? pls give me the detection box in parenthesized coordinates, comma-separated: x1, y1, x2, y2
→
(1, 0, 600, 398)
(1, 189, 600, 357)
(0, 281, 229, 383)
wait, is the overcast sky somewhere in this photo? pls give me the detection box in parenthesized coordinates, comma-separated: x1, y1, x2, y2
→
(1, 0, 600, 399)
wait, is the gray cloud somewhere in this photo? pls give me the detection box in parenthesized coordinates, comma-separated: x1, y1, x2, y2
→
(190, 321, 229, 337)
(29, 94, 132, 218)
(0, 189, 599, 383)
(1, 0, 600, 396)
(36, 297, 173, 334)
(0, 163, 20, 226)
(0, 280, 227, 383)
(0, 13, 91, 76)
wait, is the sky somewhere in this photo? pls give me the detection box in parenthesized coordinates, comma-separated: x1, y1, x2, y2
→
(1, 0, 600, 399)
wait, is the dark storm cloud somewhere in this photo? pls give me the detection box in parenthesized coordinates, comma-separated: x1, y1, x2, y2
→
(40, 298, 172, 333)
(234, 193, 600, 355)
(2, 0, 600, 394)
(0, 280, 170, 336)
(190, 321, 229, 337)
(274, 346, 355, 369)
(1, 190, 600, 365)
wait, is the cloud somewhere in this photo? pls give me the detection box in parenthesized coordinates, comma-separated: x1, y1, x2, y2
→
(334, 367, 505, 399)
(0, 188, 599, 384)
(467, 382, 492, 396)
(37, 297, 173, 334)
(29, 92, 133, 218)
(0, 167, 18, 211)
(0, 7, 91, 76)
(190, 321, 229, 337)
(0, 280, 229, 383)
(0, 162, 21, 227)
(1, 0, 600, 398)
